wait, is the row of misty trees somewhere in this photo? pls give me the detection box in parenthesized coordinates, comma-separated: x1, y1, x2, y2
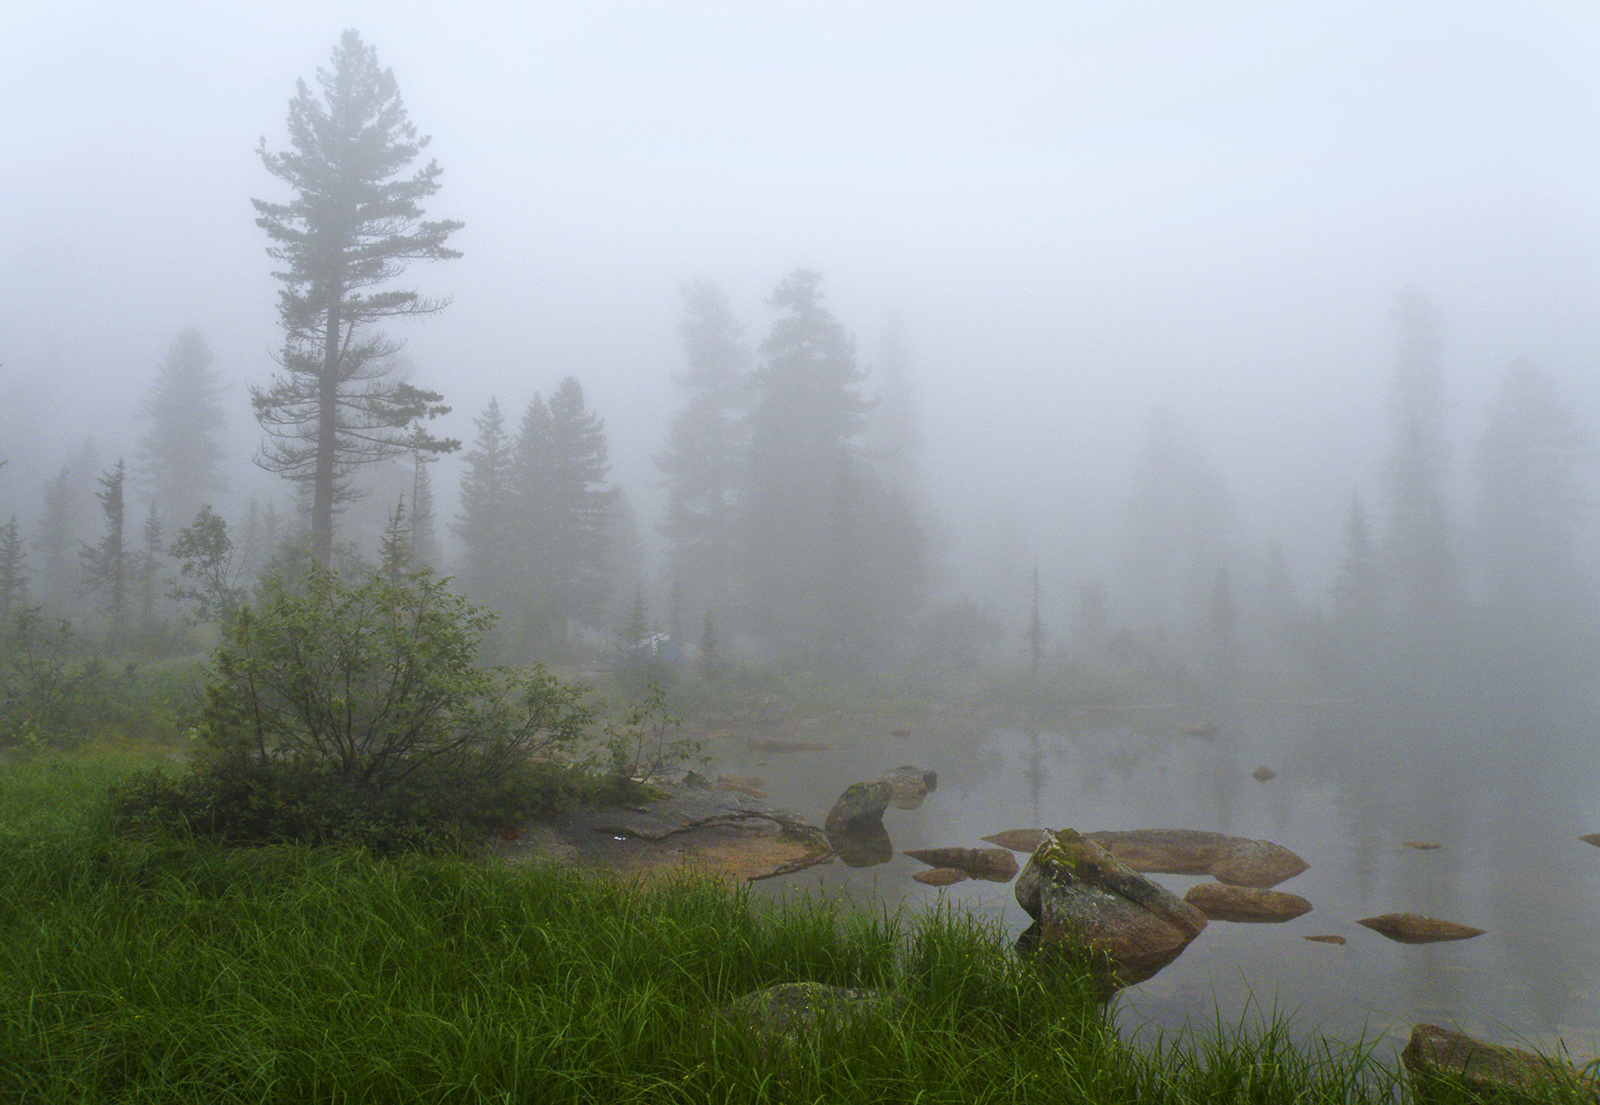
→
(1092, 287, 1594, 698)
(452, 272, 928, 667)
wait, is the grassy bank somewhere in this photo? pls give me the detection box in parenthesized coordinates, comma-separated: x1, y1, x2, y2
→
(0, 752, 1523, 1103)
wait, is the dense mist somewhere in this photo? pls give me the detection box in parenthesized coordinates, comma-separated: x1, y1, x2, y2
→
(2, 4, 1598, 683)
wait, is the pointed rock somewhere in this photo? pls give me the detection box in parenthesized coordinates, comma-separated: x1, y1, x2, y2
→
(1356, 913, 1484, 944)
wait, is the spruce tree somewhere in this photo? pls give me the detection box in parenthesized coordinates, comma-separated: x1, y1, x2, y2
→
(137, 329, 227, 526)
(452, 398, 514, 604)
(743, 270, 871, 648)
(251, 29, 463, 564)
(656, 279, 751, 619)
(80, 460, 129, 645)
(0, 517, 28, 623)
(543, 377, 616, 627)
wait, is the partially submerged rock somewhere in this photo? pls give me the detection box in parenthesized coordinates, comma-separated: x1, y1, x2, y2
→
(719, 773, 765, 790)
(1581, 833, 1600, 847)
(983, 828, 1047, 853)
(1209, 839, 1311, 888)
(1015, 828, 1207, 991)
(1356, 913, 1485, 944)
(1403, 841, 1441, 850)
(1402, 1023, 1597, 1103)
(825, 779, 895, 834)
(1250, 766, 1277, 782)
(1183, 882, 1311, 923)
(912, 867, 969, 886)
(903, 846, 1018, 882)
(880, 765, 938, 810)
(1083, 829, 1310, 888)
(1304, 934, 1346, 946)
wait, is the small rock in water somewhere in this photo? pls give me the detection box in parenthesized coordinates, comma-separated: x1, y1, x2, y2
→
(1402, 841, 1441, 850)
(718, 773, 766, 790)
(904, 846, 1018, 882)
(1183, 882, 1311, 922)
(1356, 913, 1485, 944)
(1304, 934, 1347, 945)
(1180, 724, 1220, 739)
(889, 728, 912, 739)
(982, 828, 1047, 853)
(912, 867, 969, 886)
(1580, 833, 1600, 847)
(1251, 766, 1277, 782)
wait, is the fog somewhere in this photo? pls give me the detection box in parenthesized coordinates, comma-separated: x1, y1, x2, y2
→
(6, 1, 1600, 1055)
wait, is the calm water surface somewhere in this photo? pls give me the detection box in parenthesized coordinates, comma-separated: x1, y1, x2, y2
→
(734, 704, 1600, 1061)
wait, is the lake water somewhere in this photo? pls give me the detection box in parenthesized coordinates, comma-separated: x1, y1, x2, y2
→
(731, 702, 1600, 1062)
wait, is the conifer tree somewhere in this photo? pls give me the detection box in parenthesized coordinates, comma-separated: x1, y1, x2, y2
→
(80, 460, 129, 645)
(1330, 490, 1383, 622)
(0, 517, 28, 623)
(452, 398, 514, 603)
(251, 29, 463, 564)
(137, 329, 227, 526)
(656, 279, 751, 618)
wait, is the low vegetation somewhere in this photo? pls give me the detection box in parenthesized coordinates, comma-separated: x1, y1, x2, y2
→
(0, 750, 1434, 1104)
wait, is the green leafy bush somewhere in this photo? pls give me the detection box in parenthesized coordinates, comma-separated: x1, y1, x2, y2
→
(113, 566, 594, 850)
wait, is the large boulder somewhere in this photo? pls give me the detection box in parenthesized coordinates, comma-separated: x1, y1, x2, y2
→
(825, 779, 895, 834)
(903, 847, 1018, 882)
(1402, 1024, 1597, 1103)
(1183, 882, 1311, 923)
(1015, 828, 1208, 991)
(880, 765, 938, 810)
(1356, 913, 1484, 944)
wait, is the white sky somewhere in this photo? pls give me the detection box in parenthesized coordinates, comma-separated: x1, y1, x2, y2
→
(2, 1, 1597, 606)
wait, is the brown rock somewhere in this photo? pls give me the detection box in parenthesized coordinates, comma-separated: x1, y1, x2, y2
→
(1304, 934, 1346, 945)
(1402, 841, 1441, 850)
(1210, 839, 1310, 888)
(718, 774, 765, 790)
(1402, 1023, 1597, 1103)
(1069, 829, 1308, 888)
(1356, 913, 1485, 944)
(880, 765, 937, 810)
(982, 828, 1047, 853)
(1251, 766, 1277, 782)
(1580, 832, 1600, 847)
(1183, 882, 1312, 922)
(1180, 724, 1220, 739)
(715, 782, 766, 798)
(912, 867, 969, 886)
(824, 780, 894, 834)
(903, 847, 1019, 882)
(1015, 829, 1207, 991)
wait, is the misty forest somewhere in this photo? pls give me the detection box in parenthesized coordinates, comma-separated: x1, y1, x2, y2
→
(3, 10, 1600, 1104)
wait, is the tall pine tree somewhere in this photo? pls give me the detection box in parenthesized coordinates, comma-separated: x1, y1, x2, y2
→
(452, 398, 514, 605)
(251, 29, 462, 564)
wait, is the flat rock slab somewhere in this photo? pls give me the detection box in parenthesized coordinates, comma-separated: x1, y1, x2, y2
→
(904, 847, 1018, 882)
(487, 784, 832, 884)
(912, 867, 969, 886)
(1402, 841, 1441, 850)
(1184, 882, 1312, 922)
(983, 829, 1047, 853)
(1357, 913, 1485, 944)
(1402, 1024, 1598, 1103)
(1304, 934, 1347, 945)
(1085, 829, 1310, 888)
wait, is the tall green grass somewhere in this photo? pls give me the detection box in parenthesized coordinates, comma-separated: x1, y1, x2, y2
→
(0, 753, 1574, 1103)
